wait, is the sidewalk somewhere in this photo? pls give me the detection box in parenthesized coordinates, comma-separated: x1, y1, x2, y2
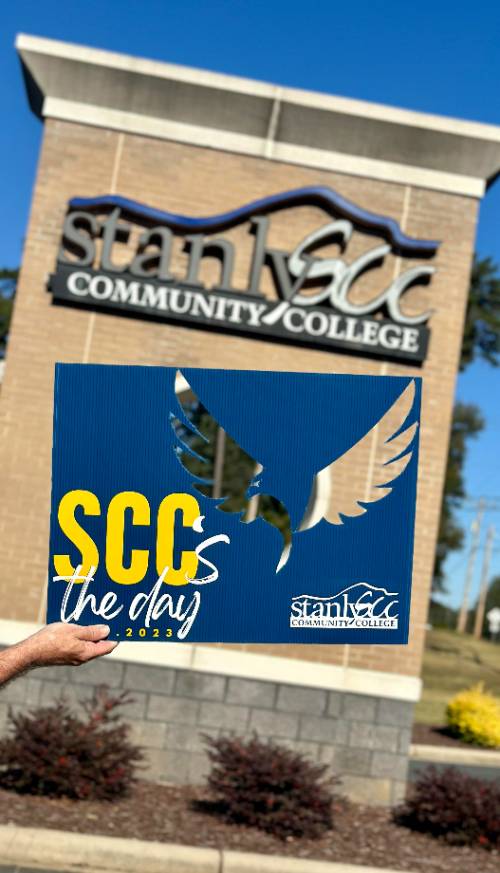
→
(0, 825, 416, 873)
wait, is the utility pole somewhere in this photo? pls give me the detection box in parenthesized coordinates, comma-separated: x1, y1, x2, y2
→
(212, 427, 226, 499)
(473, 524, 495, 639)
(457, 498, 485, 634)
(245, 463, 264, 522)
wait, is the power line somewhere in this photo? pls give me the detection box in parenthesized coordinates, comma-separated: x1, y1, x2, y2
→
(459, 498, 500, 507)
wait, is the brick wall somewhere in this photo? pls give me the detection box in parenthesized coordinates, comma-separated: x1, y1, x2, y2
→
(0, 118, 478, 685)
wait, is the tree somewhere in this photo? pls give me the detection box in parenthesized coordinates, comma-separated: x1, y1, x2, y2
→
(175, 402, 291, 541)
(428, 597, 457, 629)
(433, 254, 500, 591)
(460, 256, 500, 371)
(0, 268, 18, 359)
(433, 403, 484, 589)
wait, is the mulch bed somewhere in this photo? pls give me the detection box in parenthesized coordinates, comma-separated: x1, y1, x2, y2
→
(0, 781, 498, 873)
(412, 724, 493, 749)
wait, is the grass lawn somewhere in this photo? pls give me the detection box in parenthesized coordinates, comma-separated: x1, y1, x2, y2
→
(415, 627, 500, 725)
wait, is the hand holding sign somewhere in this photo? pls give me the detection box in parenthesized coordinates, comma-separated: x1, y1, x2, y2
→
(0, 623, 117, 690)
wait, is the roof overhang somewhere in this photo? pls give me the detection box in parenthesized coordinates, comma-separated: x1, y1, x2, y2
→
(16, 33, 500, 198)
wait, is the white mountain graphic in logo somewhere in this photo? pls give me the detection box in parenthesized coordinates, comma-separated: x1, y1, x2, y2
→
(290, 583, 399, 629)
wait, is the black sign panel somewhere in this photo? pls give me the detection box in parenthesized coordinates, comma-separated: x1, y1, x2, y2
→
(50, 266, 429, 362)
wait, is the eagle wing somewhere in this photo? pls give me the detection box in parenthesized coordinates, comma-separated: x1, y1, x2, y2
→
(299, 380, 418, 530)
(170, 370, 292, 571)
(170, 370, 261, 514)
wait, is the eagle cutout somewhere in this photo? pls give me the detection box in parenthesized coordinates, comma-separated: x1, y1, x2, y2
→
(171, 373, 418, 573)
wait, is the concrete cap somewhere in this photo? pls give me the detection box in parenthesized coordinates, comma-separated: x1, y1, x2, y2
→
(15, 33, 500, 194)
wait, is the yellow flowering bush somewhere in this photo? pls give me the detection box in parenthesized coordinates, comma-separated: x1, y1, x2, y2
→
(446, 683, 500, 748)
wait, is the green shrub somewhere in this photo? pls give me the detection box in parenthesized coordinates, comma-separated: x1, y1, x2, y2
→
(0, 686, 143, 799)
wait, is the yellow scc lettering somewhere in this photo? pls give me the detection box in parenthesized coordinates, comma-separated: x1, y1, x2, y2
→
(53, 489, 200, 587)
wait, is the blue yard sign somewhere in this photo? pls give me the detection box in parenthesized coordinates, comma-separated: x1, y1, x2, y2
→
(48, 365, 421, 645)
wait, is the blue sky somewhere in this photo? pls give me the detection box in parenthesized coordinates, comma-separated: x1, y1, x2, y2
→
(1, 0, 500, 609)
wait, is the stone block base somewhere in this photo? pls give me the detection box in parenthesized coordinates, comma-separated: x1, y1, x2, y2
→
(0, 656, 414, 806)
